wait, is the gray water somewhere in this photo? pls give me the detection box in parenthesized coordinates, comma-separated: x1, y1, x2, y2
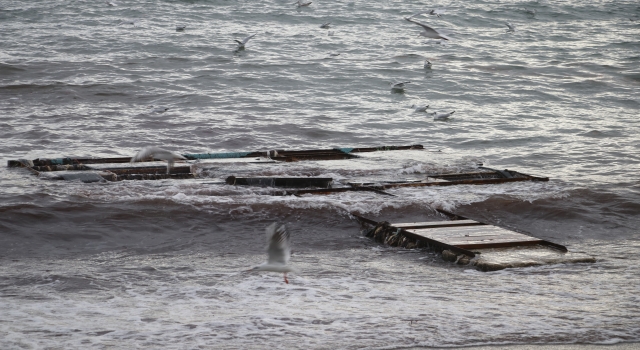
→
(1, 0, 639, 349)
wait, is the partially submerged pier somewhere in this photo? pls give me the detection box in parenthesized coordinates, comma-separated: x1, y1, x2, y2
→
(7, 145, 548, 190)
(354, 212, 595, 271)
(7, 144, 424, 182)
(7, 144, 593, 271)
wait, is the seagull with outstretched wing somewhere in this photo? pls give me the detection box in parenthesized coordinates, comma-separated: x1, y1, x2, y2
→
(235, 33, 257, 49)
(130, 146, 186, 174)
(505, 22, 515, 32)
(404, 17, 450, 41)
(248, 223, 297, 284)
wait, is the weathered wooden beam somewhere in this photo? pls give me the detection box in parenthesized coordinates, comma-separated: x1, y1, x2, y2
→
(278, 174, 548, 196)
(183, 151, 262, 160)
(376, 176, 548, 189)
(226, 176, 333, 188)
(7, 144, 424, 167)
(29, 164, 93, 172)
(275, 186, 395, 196)
(113, 173, 194, 181)
(347, 144, 424, 153)
(391, 220, 485, 229)
(102, 166, 192, 175)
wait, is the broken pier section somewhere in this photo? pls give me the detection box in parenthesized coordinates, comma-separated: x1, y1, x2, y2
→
(354, 212, 595, 271)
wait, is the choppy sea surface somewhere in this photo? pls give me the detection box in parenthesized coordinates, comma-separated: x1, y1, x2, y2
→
(1, 0, 639, 349)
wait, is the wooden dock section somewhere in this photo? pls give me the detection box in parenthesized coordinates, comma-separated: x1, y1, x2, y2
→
(7, 145, 549, 189)
(6, 144, 425, 182)
(353, 212, 594, 271)
(6, 144, 424, 168)
(276, 168, 548, 196)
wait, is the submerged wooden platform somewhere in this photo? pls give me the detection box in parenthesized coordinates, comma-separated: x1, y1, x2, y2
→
(354, 212, 594, 271)
(6, 144, 424, 168)
(7, 145, 550, 190)
(6, 144, 425, 182)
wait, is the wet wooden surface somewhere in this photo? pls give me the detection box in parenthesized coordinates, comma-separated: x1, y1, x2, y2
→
(391, 219, 485, 229)
(403, 224, 545, 250)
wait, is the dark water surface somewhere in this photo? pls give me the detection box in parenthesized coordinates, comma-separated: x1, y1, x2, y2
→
(1, 0, 639, 348)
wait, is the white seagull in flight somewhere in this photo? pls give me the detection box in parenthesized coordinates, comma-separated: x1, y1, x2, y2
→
(404, 17, 450, 41)
(408, 8, 447, 19)
(294, 0, 312, 8)
(130, 146, 187, 174)
(248, 223, 297, 284)
(235, 34, 257, 49)
(505, 22, 515, 32)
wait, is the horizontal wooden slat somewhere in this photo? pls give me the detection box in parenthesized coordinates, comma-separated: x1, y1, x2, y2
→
(391, 219, 483, 229)
(455, 240, 545, 250)
(406, 225, 544, 249)
(441, 236, 542, 244)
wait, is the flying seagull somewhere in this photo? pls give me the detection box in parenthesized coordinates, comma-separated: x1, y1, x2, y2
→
(320, 22, 331, 29)
(424, 59, 432, 69)
(294, 0, 312, 8)
(428, 8, 447, 17)
(505, 22, 515, 32)
(391, 81, 410, 92)
(130, 146, 187, 174)
(235, 34, 257, 49)
(431, 110, 455, 120)
(176, 25, 187, 31)
(407, 8, 446, 19)
(106, 1, 117, 6)
(118, 19, 140, 26)
(404, 17, 450, 40)
(248, 223, 297, 284)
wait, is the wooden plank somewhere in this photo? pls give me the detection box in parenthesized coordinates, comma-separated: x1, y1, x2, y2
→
(406, 225, 545, 249)
(377, 177, 549, 189)
(408, 226, 534, 239)
(348, 145, 424, 153)
(454, 240, 545, 250)
(391, 219, 484, 229)
(440, 235, 542, 244)
(226, 176, 333, 188)
(409, 225, 519, 235)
